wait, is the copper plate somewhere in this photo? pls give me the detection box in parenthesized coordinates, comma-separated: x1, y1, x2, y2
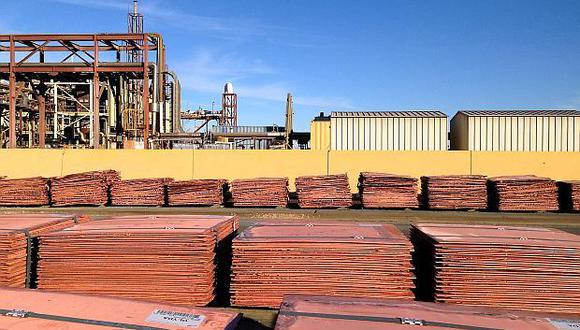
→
(230, 221, 414, 308)
(358, 172, 418, 209)
(230, 177, 288, 207)
(274, 295, 579, 330)
(295, 174, 352, 209)
(0, 288, 240, 329)
(420, 175, 487, 210)
(37, 215, 239, 306)
(412, 223, 580, 314)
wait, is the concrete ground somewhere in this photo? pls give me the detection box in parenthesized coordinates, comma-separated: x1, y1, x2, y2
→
(2, 207, 579, 328)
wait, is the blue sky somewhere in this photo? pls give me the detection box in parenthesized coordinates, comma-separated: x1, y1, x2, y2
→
(1, 0, 579, 131)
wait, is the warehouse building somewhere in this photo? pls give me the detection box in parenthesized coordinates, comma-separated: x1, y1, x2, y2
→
(451, 110, 580, 152)
(311, 111, 448, 151)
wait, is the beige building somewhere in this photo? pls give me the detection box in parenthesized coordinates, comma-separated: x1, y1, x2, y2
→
(324, 111, 448, 151)
(450, 110, 580, 152)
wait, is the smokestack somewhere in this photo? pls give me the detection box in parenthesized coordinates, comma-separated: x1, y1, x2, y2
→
(133, 0, 138, 15)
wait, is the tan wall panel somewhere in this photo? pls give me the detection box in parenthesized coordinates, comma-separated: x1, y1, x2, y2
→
(530, 117, 538, 151)
(310, 120, 331, 150)
(419, 118, 425, 150)
(472, 152, 580, 180)
(575, 117, 580, 151)
(0, 149, 63, 178)
(498, 117, 506, 151)
(393, 118, 400, 150)
(523, 117, 531, 151)
(369, 117, 376, 150)
(510, 117, 518, 151)
(555, 117, 562, 152)
(421, 118, 429, 150)
(193, 150, 327, 191)
(440, 117, 446, 150)
(61, 149, 194, 180)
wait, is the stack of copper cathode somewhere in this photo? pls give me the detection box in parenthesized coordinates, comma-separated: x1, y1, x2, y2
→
(167, 179, 225, 206)
(230, 221, 414, 308)
(37, 215, 239, 306)
(274, 295, 579, 330)
(230, 177, 289, 207)
(0, 288, 241, 330)
(0, 177, 50, 206)
(558, 180, 580, 212)
(295, 174, 352, 208)
(488, 175, 559, 211)
(411, 223, 580, 314)
(50, 170, 120, 207)
(0, 214, 82, 288)
(420, 175, 487, 210)
(110, 178, 172, 206)
(358, 172, 418, 208)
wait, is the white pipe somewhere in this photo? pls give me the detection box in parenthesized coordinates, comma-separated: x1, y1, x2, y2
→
(165, 71, 182, 133)
(149, 63, 159, 135)
(89, 81, 94, 147)
(52, 82, 57, 139)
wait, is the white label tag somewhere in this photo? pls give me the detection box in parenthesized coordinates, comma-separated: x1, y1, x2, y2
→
(549, 319, 580, 330)
(146, 309, 205, 328)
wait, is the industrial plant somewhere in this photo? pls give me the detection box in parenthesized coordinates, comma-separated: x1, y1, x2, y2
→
(0, 1, 578, 329)
(0, 2, 303, 150)
(2, 2, 577, 152)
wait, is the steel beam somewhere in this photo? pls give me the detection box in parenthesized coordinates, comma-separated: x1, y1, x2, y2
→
(37, 94, 46, 148)
(142, 34, 149, 149)
(8, 35, 16, 148)
(0, 64, 145, 74)
(0, 33, 157, 42)
(93, 35, 100, 148)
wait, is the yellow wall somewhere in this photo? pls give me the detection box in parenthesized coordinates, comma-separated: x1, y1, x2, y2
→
(193, 150, 327, 190)
(61, 150, 195, 180)
(310, 120, 331, 150)
(329, 151, 471, 191)
(0, 149, 63, 178)
(1, 150, 579, 191)
(471, 152, 580, 180)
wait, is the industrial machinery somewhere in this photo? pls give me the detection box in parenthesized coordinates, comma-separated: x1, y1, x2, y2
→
(165, 84, 307, 150)
(0, 1, 308, 150)
(0, 1, 182, 149)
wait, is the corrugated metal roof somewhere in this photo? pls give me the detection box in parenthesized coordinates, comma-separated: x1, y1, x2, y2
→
(458, 110, 580, 117)
(331, 111, 447, 118)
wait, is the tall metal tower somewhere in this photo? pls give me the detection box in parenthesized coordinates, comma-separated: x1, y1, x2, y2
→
(285, 93, 293, 148)
(220, 82, 238, 126)
(127, 0, 144, 62)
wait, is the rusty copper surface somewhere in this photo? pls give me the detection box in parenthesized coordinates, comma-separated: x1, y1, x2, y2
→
(411, 223, 580, 314)
(0, 288, 240, 330)
(167, 179, 226, 206)
(420, 175, 487, 210)
(359, 172, 418, 209)
(295, 174, 352, 209)
(230, 221, 414, 308)
(0, 214, 82, 288)
(274, 295, 579, 330)
(110, 178, 173, 206)
(37, 215, 239, 306)
(488, 175, 559, 212)
(231, 177, 288, 207)
(0, 177, 49, 206)
(50, 170, 120, 207)
(99, 215, 240, 241)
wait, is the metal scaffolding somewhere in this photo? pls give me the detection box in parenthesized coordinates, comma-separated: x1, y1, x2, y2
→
(0, 33, 180, 149)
